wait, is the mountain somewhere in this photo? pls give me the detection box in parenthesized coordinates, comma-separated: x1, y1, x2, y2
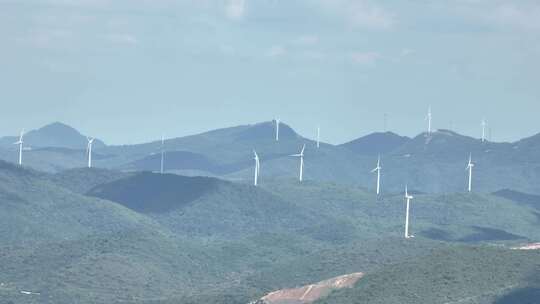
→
(260, 180, 540, 243)
(51, 167, 133, 194)
(315, 245, 540, 304)
(340, 132, 410, 156)
(99, 121, 304, 168)
(0, 122, 106, 150)
(86, 172, 332, 238)
(1, 161, 540, 303)
(0, 160, 156, 245)
(3, 121, 540, 195)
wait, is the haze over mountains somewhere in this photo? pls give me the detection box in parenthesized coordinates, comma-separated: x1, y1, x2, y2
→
(2, 121, 540, 194)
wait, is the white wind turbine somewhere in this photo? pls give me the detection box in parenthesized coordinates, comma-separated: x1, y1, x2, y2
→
(481, 119, 487, 142)
(290, 144, 306, 182)
(13, 129, 24, 166)
(371, 155, 382, 195)
(275, 118, 280, 141)
(86, 137, 95, 168)
(425, 106, 432, 135)
(160, 135, 165, 174)
(466, 154, 474, 192)
(404, 185, 414, 239)
(253, 150, 260, 186)
(316, 126, 320, 149)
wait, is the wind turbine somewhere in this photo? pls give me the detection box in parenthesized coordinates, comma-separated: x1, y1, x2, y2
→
(481, 119, 487, 142)
(316, 127, 320, 149)
(13, 129, 24, 166)
(466, 154, 474, 192)
(253, 150, 260, 186)
(404, 185, 414, 239)
(86, 137, 95, 168)
(160, 135, 165, 174)
(371, 155, 382, 195)
(275, 118, 280, 141)
(290, 144, 305, 182)
(425, 106, 432, 135)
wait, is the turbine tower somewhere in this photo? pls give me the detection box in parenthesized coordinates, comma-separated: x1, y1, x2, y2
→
(275, 118, 280, 141)
(160, 135, 165, 174)
(86, 137, 95, 168)
(404, 185, 414, 239)
(13, 129, 24, 166)
(371, 155, 382, 195)
(253, 150, 260, 186)
(425, 106, 432, 135)
(481, 119, 487, 142)
(466, 154, 475, 192)
(290, 144, 305, 182)
(316, 127, 320, 149)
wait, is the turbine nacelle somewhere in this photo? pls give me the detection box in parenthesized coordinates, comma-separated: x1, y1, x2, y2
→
(405, 186, 414, 200)
(13, 130, 25, 145)
(290, 144, 306, 158)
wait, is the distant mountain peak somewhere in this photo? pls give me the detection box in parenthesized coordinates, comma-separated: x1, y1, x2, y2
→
(341, 131, 410, 155)
(235, 120, 299, 141)
(0, 122, 106, 150)
(35, 122, 84, 137)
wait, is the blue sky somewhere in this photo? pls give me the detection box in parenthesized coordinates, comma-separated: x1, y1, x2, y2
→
(0, 0, 539, 144)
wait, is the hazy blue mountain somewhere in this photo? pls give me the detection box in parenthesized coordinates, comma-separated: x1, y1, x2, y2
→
(3, 121, 540, 195)
(0, 122, 106, 150)
(340, 131, 410, 155)
(125, 150, 225, 174)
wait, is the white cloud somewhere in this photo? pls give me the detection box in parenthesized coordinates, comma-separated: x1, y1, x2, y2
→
(350, 51, 381, 65)
(16, 29, 73, 49)
(490, 3, 540, 30)
(266, 45, 286, 57)
(400, 48, 415, 57)
(302, 50, 325, 60)
(348, 2, 395, 30)
(106, 34, 138, 45)
(225, 0, 246, 20)
(319, 0, 395, 30)
(294, 35, 319, 45)
(454, 1, 540, 31)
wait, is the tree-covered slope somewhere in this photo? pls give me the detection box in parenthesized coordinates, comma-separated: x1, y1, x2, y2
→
(316, 245, 540, 304)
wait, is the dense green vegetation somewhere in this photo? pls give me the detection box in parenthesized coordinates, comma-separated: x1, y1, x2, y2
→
(0, 161, 539, 303)
(316, 245, 540, 304)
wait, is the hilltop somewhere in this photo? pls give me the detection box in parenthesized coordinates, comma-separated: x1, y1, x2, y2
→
(0, 122, 106, 150)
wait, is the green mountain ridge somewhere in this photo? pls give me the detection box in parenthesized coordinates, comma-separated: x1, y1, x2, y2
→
(1, 157, 539, 303)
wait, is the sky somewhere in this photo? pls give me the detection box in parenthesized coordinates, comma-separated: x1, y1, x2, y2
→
(0, 0, 539, 145)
